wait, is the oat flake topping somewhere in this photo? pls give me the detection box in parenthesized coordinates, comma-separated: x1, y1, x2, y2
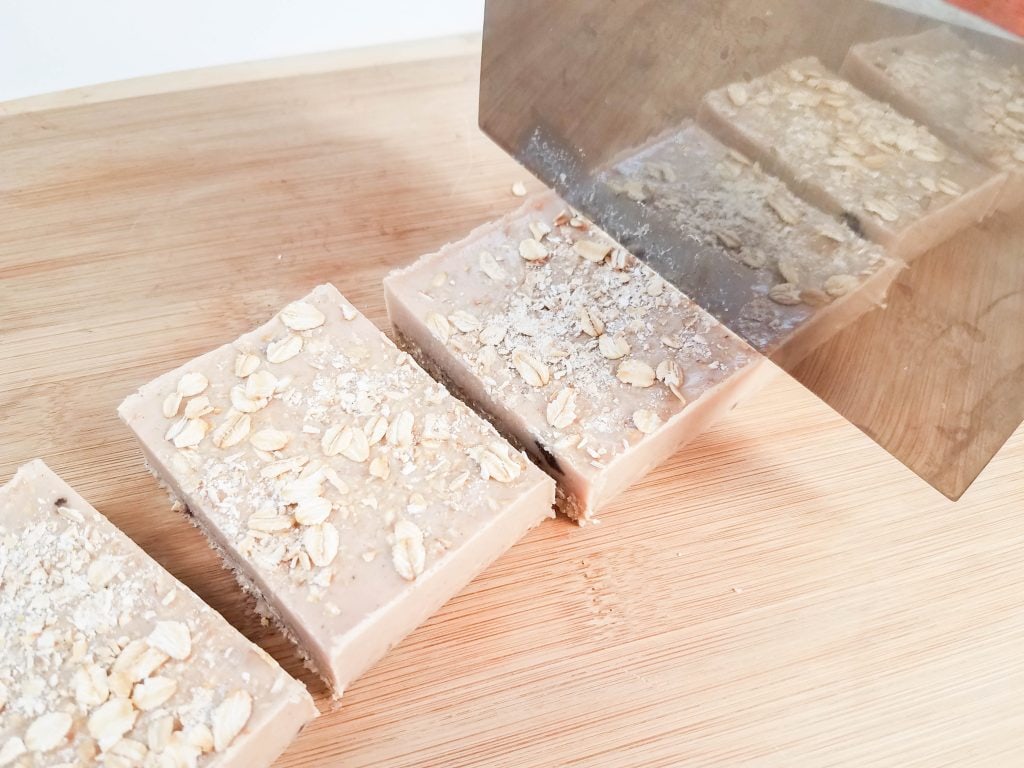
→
(398, 197, 756, 476)
(0, 463, 297, 768)
(133, 286, 537, 602)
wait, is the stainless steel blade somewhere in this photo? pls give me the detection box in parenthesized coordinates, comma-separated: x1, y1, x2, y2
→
(479, 0, 1024, 499)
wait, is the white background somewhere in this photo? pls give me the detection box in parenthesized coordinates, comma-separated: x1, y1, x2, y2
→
(0, 1, 485, 102)
(0, 0, 1005, 103)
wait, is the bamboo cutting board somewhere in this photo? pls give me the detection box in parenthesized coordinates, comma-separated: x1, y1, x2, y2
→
(2, 37, 1023, 767)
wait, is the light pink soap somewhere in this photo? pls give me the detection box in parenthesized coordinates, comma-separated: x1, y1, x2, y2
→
(699, 57, 1007, 260)
(118, 284, 555, 695)
(601, 121, 904, 367)
(0, 460, 316, 768)
(383, 193, 770, 523)
(842, 27, 1024, 211)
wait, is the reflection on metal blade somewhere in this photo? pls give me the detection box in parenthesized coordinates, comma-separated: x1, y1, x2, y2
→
(480, 0, 1024, 499)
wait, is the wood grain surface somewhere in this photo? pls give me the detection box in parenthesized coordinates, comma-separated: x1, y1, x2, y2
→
(2, 38, 1023, 767)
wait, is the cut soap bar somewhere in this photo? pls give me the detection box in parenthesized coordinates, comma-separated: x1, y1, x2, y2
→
(842, 27, 1024, 210)
(118, 284, 555, 695)
(600, 121, 903, 364)
(700, 57, 1006, 260)
(0, 460, 315, 768)
(383, 193, 769, 522)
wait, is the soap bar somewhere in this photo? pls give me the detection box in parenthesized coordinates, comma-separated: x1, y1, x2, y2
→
(601, 121, 903, 364)
(842, 27, 1024, 210)
(118, 284, 555, 695)
(700, 57, 1007, 260)
(383, 193, 768, 523)
(0, 460, 315, 768)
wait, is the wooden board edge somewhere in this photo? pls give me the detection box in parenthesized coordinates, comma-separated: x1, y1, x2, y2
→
(0, 33, 482, 117)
